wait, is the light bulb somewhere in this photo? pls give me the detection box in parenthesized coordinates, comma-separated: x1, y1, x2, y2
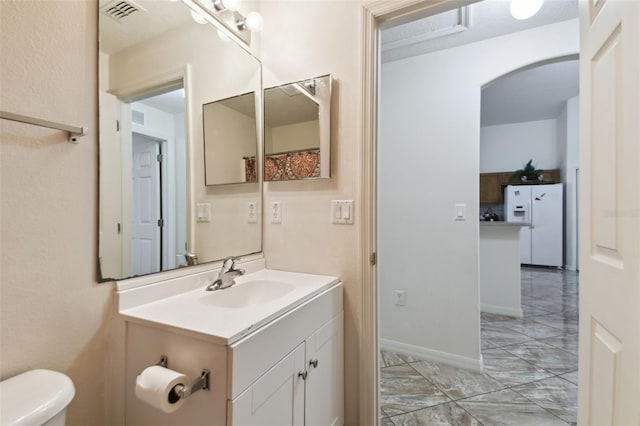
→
(221, 0, 241, 12)
(191, 10, 208, 24)
(510, 0, 544, 20)
(243, 11, 263, 33)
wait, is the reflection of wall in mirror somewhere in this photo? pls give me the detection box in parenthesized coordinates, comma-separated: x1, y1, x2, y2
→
(104, 21, 261, 269)
(265, 120, 320, 154)
(203, 102, 257, 185)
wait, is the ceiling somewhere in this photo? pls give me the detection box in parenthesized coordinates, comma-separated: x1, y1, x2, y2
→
(382, 0, 579, 127)
(99, 0, 193, 55)
(265, 87, 319, 128)
(137, 89, 186, 115)
(381, 0, 578, 63)
(481, 59, 579, 126)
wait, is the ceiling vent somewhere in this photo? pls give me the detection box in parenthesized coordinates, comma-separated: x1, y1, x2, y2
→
(132, 110, 145, 126)
(100, 0, 145, 22)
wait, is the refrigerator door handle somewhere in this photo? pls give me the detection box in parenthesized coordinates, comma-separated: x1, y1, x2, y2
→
(528, 200, 534, 229)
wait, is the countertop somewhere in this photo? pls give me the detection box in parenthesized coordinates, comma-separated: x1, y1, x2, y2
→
(119, 269, 340, 345)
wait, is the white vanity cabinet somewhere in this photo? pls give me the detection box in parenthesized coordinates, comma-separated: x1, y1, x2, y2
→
(228, 312, 344, 426)
(119, 270, 343, 426)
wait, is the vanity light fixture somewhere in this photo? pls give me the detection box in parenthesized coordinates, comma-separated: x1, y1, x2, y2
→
(509, 0, 544, 20)
(188, 0, 263, 45)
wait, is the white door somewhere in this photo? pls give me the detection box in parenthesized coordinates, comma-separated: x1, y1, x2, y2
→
(578, 0, 640, 424)
(98, 92, 123, 278)
(531, 184, 563, 267)
(131, 133, 161, 276)
(304, 313, 344, 426)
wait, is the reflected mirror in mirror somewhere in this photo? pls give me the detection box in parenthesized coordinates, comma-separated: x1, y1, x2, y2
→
(98, 0, 262, 281)
(264, 75, 331, 181)
(203, 92, 258, 185)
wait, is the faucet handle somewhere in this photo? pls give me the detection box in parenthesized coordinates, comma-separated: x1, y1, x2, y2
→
(222, 256, 240, 270)
(177, 252, 198, 266)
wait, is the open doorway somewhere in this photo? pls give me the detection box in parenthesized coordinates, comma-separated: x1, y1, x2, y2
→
(376, 1, 579, 424)
(127, 87, 187, 277)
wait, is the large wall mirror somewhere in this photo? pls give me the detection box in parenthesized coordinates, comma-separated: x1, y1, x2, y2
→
(264, 75, 331, 181)
(98, 0, 262, 281)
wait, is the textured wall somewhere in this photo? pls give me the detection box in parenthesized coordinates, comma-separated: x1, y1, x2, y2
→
(258, 1, 364, 424)
(0, 1, 112, 424)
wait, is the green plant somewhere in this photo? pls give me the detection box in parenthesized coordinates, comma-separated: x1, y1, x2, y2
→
(511, 159, 542, 182)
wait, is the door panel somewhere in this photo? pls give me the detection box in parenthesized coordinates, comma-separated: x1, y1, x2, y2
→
(229, 343, 305, 426)
(305, 313, 344, 426)
(132, 134, 161, 276)
(578, 0, 640, 424)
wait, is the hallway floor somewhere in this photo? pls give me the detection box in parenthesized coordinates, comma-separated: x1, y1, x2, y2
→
(380, 267, 579, 425)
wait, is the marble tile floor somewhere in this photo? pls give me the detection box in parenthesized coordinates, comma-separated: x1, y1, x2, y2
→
(380, 267, 579, 425)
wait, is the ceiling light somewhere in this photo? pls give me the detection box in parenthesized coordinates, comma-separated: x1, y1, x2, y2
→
(510, 0, 544, 20)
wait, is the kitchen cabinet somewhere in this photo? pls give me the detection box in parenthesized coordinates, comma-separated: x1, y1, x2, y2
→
(480, 169, 561, 205)
(480, 173, 503, 204)
(229, 313, 344, 426)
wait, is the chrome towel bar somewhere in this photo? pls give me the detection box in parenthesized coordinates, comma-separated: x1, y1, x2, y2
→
(0, 110, 88, 143)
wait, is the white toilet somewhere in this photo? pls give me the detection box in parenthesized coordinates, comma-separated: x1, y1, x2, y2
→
(0, 369, 75, 425)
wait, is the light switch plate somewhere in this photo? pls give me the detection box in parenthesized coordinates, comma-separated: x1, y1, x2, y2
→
(196, 203, 211, 223)
(270, 201, 282, 224)
(455, 203, 466, 221)
(247, 201, 257, 224)
(331, 200, 354, 224)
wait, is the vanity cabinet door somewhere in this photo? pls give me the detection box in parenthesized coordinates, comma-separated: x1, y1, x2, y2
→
(229, 343, 305, 426)
(304, 312, 344, 426)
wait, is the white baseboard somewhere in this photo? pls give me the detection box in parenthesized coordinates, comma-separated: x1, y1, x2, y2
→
(481, 303, 523, 318)
(380, 338, 483, 372)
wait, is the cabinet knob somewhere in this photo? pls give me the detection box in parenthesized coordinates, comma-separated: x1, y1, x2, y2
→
(309, 359, 319, 368)
(298, 370, 308, 380)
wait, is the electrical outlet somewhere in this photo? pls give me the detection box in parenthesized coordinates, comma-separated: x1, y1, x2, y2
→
(247, 201, 257, 224)
(394, 290, 406, 306)
(270, 201, 282, 224)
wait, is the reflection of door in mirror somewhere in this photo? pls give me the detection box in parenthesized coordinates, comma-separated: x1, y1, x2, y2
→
(264, 75, 331, 181)
(101, 86, 187, 279)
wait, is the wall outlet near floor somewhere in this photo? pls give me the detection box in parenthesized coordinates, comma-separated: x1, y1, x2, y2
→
(247, 201, 257, 224)
(270, 201, 282, 224)
(394, 290, 406, 306)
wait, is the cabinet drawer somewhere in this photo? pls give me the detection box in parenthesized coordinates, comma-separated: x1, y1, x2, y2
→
(228, 283, 343, 399)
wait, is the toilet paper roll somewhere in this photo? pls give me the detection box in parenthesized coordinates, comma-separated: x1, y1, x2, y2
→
(135, 365, 188, 413)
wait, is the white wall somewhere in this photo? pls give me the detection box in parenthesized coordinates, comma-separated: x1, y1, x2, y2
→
(380, 20, 579, 366)
(561, 96, 580, 270)
(0, 1, 112, 425)
(480, 119, 560, 173)
(257, 1, 364, 423)
(266, 120, 320, 154)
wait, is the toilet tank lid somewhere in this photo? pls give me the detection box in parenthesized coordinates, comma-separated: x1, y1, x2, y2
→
(0, 369, 75, 425)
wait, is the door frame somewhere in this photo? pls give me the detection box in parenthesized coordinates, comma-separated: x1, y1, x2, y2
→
(359, 1, 480, 423)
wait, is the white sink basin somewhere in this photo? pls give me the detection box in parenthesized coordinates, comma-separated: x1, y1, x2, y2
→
(118, 269, 340, 344)
(200, 280, 296, 308)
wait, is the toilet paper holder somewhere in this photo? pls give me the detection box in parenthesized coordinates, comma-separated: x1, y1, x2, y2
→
(154, 355, 210, 400)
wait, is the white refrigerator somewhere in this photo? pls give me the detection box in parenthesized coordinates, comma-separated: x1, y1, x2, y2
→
(504, 183, 563, 267)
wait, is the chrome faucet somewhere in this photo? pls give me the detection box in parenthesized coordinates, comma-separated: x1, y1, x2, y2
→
(177, 251, 198, 266)
(206, 256, 245, 291)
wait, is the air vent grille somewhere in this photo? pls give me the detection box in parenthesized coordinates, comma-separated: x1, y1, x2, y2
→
(100, 0, 144, 22)
(132, 110, 145, 126)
